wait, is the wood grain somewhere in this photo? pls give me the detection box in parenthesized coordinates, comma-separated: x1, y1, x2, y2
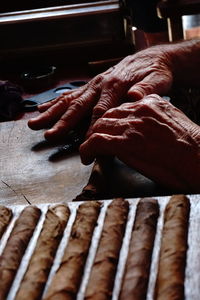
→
(0, 120, 92, 205)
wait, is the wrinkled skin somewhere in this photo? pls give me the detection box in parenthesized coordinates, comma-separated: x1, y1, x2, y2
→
(28, 46, 173, 141)
(80, 95, 200, 192)
(28, 41, 200, 191)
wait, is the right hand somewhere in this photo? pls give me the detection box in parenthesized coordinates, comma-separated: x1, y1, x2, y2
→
(80, 94, 200, 192)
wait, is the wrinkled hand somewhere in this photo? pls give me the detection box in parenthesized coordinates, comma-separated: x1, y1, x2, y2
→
(28, 46, 173, 141)
(80, 95, 200, 192)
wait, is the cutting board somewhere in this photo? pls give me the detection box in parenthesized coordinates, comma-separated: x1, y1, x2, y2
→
(0, 120, 93, 206)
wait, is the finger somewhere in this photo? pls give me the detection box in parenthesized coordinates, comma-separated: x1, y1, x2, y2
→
(80, 133, 121, 165)
(92, 81, 126, 123)
(91, 117, 130, 136)
(99, 104, 135, 119)
(43, 86, 99, 141)
(86, 107, 129, 138)
(38, 85, 87, 112)
(62, 83, 88, 96)
(86, 84, 125, 137)
(38, 95, 67, 112)
(127, 71, 172, 101)
(28, 99, 68, 130)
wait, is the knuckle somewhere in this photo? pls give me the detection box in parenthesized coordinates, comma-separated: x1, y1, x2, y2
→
(132, 100, 155, 117)
(89, 132, 102, 145)
(135, 83, 153, 95)
(145, 94, 161, 102)
(94, 73, 125, 92)
(104, 106, 118, 116)
(92, 117, 103, 128)
(63, 92, 75, 101)
(92, 74, 104, 86)
(106, 77, 126, 94)
(142, 103, 155, 113)
(92, 132, 100, 139)
(120, 102, 133, 109)
(68, 98, 84, 112)
(56, 118, 68, 128)
(58, 98, 69, 106)
(93, 104, 107, 118)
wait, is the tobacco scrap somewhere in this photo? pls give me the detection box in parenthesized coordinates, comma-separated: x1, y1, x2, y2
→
(0, 205, 13, 239)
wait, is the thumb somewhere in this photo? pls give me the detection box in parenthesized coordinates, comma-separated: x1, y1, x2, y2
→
(127, 84, 146, 101)
(127, 72, 172, 101)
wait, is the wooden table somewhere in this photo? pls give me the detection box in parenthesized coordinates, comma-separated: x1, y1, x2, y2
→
(0, 119, 93, 206)
(0, 63, 179, 206)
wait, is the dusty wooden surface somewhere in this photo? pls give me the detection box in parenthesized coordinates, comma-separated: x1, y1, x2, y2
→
(0, 120, 93, 206)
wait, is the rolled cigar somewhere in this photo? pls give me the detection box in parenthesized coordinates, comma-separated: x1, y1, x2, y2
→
(44, 201, 101, 300)
(120, 198, 159, 300)
(0, 206, 41, 300)
(0, 205, 13, 239)
(74, 157, 113, 201)
(85, 198, 129, 300)
(154, 194, 190, 300)
(15, 204, 70, 300)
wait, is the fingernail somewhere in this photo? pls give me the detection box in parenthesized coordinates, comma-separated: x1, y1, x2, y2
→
(80, 154, 94, 165)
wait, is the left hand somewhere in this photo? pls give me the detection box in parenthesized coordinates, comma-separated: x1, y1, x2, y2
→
(80, 94, 200, 192)
(28, 46, 173, 141)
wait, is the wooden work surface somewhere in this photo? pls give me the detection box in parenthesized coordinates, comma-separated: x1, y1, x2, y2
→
(0, 119, 93, 206)
(0, 119, 176, 207)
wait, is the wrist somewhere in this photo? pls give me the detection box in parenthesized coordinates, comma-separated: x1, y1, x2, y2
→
(164, 39, 200, 86)
(180, 124, 200, 192)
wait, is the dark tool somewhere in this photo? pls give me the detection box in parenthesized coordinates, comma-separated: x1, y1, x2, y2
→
(49, 132, 83, 161)
(49, 117, 91, 161)
(21, 80, 87, 111)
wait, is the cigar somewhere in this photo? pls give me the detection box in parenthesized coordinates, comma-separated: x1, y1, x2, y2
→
(0, 206, 41, 300)
(85, 198, 129, 300)
(120, 198, 159, 300)
(74, 157, 114, 201)
(44, 201, 101, 300)
(15, 204, 70, 300)
(154, 194, 190, 300)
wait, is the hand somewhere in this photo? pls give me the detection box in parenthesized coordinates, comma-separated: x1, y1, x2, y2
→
(28, 46, 173, 141)
(80, 95, 200, 192)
